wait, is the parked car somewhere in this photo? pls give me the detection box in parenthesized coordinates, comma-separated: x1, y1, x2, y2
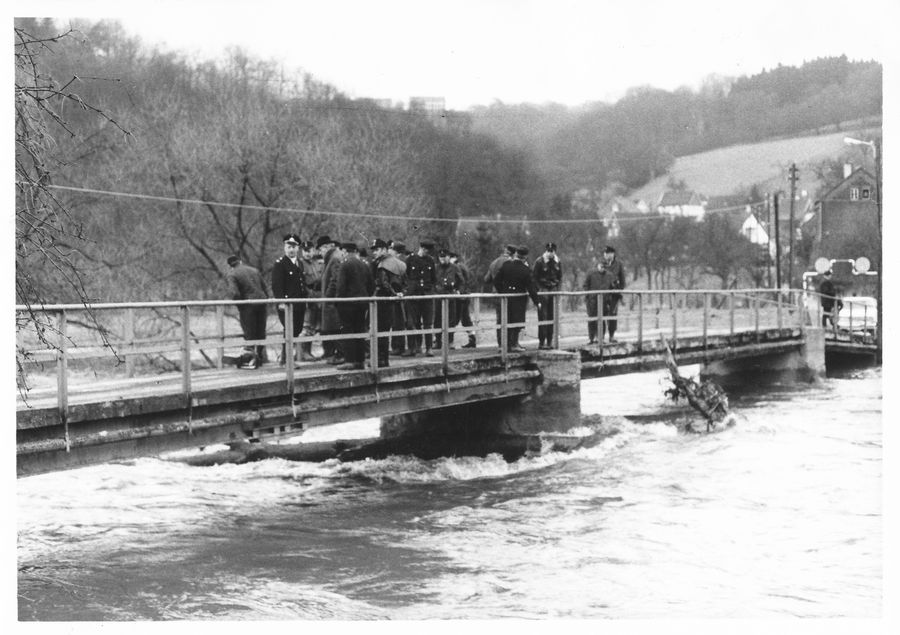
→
(837, 296, 878, 334)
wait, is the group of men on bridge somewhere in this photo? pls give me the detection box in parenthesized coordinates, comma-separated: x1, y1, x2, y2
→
(226, 234, 626, 370)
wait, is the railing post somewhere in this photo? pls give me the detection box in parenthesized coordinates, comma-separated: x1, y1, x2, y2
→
(441, 297, 450, 373)
(57, 309, 69, 451)
(552, 293, 561, 350)
(181, 305, 191, 398)
(473, 295, 482, 342)
(500, 296, 509, 363)
(777, 289, 783, 330)
(125, 308, 135, 378)
(703, 292, 709, 351)
(284, 303, 294, 387)
(729, 291, 735, 336)
(637, 292, 643, 352)
(754, 293, 760, 343)
(797, 291, 805, 334)
(598, 292, 604, 344)
(671, 292, 677, 342)
(369, 299, 379, 374)
(215, 305, 225, 370)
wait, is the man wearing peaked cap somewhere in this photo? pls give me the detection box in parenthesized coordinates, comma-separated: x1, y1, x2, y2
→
(533, 241, 562, 349)
(320, 239, 346, 364)
(493, 245, 540, 352)
(403, 238, 438, 356)
(484, 243, 518, 346)
(272, 232, 308, 365)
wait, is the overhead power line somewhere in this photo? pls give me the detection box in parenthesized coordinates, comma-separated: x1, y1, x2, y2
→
(33, 183, 766, 225)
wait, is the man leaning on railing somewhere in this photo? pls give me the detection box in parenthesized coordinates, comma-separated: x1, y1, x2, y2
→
(818, 269, 842, 329)
(225, 254, 270, 369)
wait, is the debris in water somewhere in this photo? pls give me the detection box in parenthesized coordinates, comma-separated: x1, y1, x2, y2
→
(662, 339, 734, 433)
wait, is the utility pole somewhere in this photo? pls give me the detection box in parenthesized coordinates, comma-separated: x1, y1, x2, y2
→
(773, 192, 782, 289)
(766, 194, 773, 288)
(787, 163, 799, 288)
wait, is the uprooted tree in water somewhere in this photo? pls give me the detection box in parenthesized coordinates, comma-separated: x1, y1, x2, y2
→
(662, 340, 734, 432)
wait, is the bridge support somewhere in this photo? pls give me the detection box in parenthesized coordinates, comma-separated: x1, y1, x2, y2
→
(701, 327, 826, 384)
(380, 350, 582, 451)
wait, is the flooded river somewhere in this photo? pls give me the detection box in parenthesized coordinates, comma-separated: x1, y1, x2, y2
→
(17, 365, 882, 619)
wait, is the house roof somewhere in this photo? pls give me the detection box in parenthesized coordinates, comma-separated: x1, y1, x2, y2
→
(658, 190, 702, 207)
(818, 166, 876, 202)
(597, 196, 645, 220)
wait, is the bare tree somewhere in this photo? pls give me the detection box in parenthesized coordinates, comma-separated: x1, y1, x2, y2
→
(15, 22, 129, 392)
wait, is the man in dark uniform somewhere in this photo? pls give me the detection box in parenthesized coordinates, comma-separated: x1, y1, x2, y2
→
(433, 248, 464, 350)
(533, 242, 562, 349)
(493, 246, 540, 352)
(372, 238, 406, 367)
(388, 241, 409, 355)
(484, 244, 517, 347)
(402, 238, 437, 357)
(225, 254, 269, 369)
(299, 240, 324, 361)
(450, 252, 477, 348)
(335, 242, 375, 370)
(818, 269, 842, 328)
(271, 233, 307, 365)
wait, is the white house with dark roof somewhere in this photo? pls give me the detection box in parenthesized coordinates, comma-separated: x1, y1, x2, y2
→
(656, 190, 705, 220)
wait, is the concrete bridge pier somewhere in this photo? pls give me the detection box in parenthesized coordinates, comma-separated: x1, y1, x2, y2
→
(379, 350, 582, 457)
(701, 327, 826, 385)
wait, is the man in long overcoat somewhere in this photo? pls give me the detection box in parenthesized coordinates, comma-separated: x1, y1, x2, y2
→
(818, 270, 842, 328)
(484, 244, 516, 346)
(433, 248, 464, 349)
(321, 240, 345, 364)
(583, 245, 626, 343)
(271, 233, 307, 365)
(335, 242, 375, 370)
(532, 242, 562, 349)
(493, 246, 540, 352)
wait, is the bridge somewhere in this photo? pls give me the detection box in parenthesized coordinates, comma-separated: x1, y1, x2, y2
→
(16, 289, 875, 476)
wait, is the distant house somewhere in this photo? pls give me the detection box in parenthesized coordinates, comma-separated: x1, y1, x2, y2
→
(656, 190, 705, 220)
(812, 166, 878, 261)
(596, 196, 648, 238)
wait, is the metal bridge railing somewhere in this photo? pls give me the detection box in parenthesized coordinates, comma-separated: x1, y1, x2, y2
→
(16, 288, 805, 416)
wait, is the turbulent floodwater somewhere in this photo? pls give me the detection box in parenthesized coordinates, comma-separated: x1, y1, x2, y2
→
(17, 365, 882, 620)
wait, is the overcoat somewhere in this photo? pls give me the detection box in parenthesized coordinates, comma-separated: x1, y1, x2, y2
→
(494, 258, 539, 326)
(321, 248, 344, 333)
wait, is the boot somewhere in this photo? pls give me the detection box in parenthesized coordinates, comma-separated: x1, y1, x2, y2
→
(299, 342, 317, 362)
(461, 334, 476, 348)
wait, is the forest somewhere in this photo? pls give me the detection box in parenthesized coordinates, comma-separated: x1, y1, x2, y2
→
(15, 18, 883, 312)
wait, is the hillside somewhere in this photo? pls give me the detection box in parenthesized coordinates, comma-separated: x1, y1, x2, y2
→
(628, 127, 881, 206)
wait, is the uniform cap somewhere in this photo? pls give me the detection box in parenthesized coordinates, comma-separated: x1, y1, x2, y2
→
(315, 235, 334, 248)
(371, 238, 388, 250)
(603, 245, 616, 254)
(301, 240, 315, 250)
(438, 248, 450, 257)
(420, 238, 435, 249)
(341, 241, 358, 252)
(505, 244, 517, 254)
(545, 242, 557, 252)
(516, 246, 529, 257)
(391, 242, 407, 254)
(283, 234, 300, 245)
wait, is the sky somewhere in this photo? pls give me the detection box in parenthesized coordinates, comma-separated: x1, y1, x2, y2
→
(17, 0, 897, 110)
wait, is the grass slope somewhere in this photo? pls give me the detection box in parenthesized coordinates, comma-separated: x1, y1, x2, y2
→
(630, 126, 881, 205)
